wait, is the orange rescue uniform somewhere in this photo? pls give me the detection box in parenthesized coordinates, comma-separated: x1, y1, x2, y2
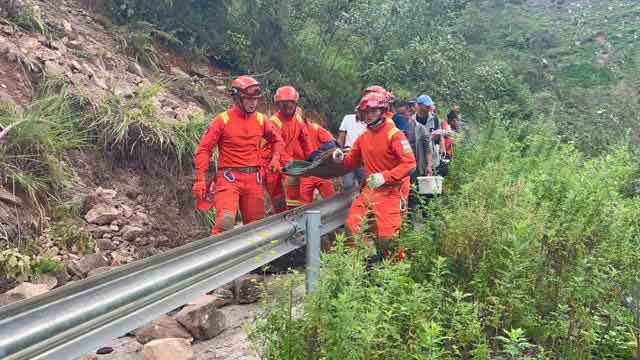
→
(300, 121, 337, 204)
(274, 110, 311, 208)
(194, 104, 284, 234)
(342, 121, 416, 239)
(259, 116, 288, 213)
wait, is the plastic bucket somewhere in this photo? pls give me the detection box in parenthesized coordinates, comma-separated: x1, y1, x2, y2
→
(417, 176, 443, 194)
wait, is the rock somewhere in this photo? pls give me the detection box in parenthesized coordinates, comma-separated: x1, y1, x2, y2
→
(127, 61, 144, 77)
(134, 212, 150, 225)
(110, 224, 120, 232)
(92, 76, 108, 90)
(170, 67, 190, 81)
(175, 300, 226, 340)
(85, 204, 120, 225)
(0, 282, 50, 305)
(189, 294, 228, 308)
(134, 315, 193, 344)
(33, 274, 58, 289)
(62, 19, 73, 34)
(70, 60, 83, 73)
(44, 61, 65, 77)
(122, 225, 145, 242)
(175, 103, 203, 122)
(66, 40, 84, 50)
(103, 233, 113, 239)
(191, 63, 211, 77)
(122, 205, 134, 218)
(209, 287, 234, 304)
(110, 250, 130, 266)
(114, 83, 136, 98)
(96, 346, 114, 354)
(143, 338, 193, 360)
(159, 96, 181, 109)
(0, 188, 22, 206)
(86, 224, 113, 238)
(236, 274, 263, 304)
(68, 254, 109, 277)
(95, 186, 118, 200)
(96, 238, 115, 251)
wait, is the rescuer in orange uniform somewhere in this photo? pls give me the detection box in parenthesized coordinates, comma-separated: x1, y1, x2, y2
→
(299, 119, 338, 204)
(259, 116, 287, 214)
(271, 86, 311, 209)
(192, 76, 284, 235)
(332, 92, 416, 255)
(364, 85, 411, 216)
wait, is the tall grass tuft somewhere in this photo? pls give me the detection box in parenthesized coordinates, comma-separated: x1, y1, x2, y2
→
(0, 77, 89, 207)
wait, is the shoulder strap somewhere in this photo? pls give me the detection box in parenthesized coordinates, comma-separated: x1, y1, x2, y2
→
(296, 114, 304, 123)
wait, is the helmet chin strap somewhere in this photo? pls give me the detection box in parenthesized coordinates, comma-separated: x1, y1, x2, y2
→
(367, 114, 385, 129)
(236, 96, 256, 114)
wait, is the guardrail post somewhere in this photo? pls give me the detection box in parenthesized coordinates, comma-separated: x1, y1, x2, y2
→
(305, 210, 321, 294)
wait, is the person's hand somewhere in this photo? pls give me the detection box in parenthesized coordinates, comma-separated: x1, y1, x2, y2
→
(268, 158, 281, 173)
(367, 173, 385, 189)
(426, 167, 433, 176)
(332, 148, 345, 163)
(192, 180, 207, 200)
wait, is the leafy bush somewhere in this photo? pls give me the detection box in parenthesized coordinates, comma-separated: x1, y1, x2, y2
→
(250, 116, 640, 358)
(0, 248, 33, 281)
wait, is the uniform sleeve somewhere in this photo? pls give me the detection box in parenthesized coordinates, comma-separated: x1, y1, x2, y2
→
(299, 122, 313, 158)
(343, 136, 363, 171)
(263, 117, 285, 163)
(339, 116, 349, 132)
(380, 132, 416, 183)
(193, 115, 224, 181)
(317, 126, 335, 143)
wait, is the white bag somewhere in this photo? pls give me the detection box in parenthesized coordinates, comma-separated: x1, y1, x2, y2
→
(417, 176, 443, 195)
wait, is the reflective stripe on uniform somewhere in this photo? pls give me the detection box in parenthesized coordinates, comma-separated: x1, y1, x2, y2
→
(271, 115, 282, 128)
(286, 199, 302, 207)
(220, 111, 230, 124)
(387, 127, 399, 141)
(257, 113, 264, 126)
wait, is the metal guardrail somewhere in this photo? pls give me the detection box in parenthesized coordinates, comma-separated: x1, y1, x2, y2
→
(0, 189, 357, 360)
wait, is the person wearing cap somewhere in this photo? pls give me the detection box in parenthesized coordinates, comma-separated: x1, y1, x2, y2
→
(332, 92, 416, 260)
(271, 86, 312, 209)
(415, 95, 440, 132)
(405, 104, 433, 221)
(192, 75, 284, 235)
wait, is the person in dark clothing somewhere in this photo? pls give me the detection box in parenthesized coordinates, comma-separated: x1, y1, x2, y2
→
(392, 102, 410, 136)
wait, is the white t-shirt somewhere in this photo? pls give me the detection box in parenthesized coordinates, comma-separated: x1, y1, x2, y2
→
(338, 114, 367, 148)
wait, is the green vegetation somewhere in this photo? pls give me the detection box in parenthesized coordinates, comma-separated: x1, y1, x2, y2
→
(0, 248, 64, 281)
(250, 118, 640, 358)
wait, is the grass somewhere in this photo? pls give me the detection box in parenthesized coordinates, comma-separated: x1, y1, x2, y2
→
(84, 80, 209, 166)
(0, 77, 90, 208)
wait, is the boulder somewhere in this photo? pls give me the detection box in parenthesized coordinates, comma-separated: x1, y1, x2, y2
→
(95, 238, 115, 251)
(43, 61, 65, 77)
(236, 274, 263, 304)
(134, 315, 193, 344)
(143, 338, 193, 360)
(33, 274, 58, 289)
(170, 67, 190, 81)
(85, 204, 120, 225)
(68, 253, 109, 278)
(175, 300, 226, 340)
(0, 282, 50, 305)
(188, 294, 228, 308)
(86, 224, 114, 238)
(122, 225, 145, 242)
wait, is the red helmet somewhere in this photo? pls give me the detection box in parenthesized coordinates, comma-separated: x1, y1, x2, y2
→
(357, 92, 386, 111)
(274, 86, 299, 102)
(230, 75, 261, 98)
(364, 85, 387, 94)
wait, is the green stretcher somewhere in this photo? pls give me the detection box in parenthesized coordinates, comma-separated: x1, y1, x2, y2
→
(282, 149, 352, 179)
